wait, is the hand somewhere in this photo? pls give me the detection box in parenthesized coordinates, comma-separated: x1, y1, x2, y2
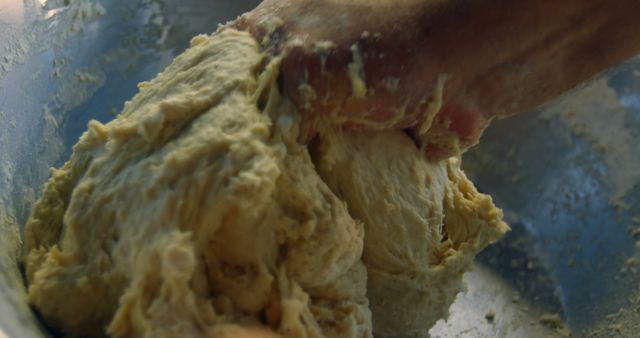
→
(234, 0, 640, 160)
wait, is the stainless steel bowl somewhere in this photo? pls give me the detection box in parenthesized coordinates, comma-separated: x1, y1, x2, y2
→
(1, 1, 639, 337)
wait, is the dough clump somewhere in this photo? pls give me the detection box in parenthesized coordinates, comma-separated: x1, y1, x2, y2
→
(24, 29, 507, 338)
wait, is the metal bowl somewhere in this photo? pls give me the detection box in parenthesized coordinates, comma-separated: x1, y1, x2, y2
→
(1, 1, 639, 337)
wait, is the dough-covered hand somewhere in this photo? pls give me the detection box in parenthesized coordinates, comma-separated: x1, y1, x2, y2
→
(234, 0, 640, 160)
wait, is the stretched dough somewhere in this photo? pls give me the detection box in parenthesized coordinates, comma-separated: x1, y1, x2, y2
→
(314, 130, 508, 336)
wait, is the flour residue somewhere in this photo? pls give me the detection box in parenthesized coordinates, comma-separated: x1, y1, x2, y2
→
(586, 283, 640, 337)
(0, 0, 106, 80)
(542, 78, 640, 209)
(63, 1, 106, 38)
(51, 66, 106, 113)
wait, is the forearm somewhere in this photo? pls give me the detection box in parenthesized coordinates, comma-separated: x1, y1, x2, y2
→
(448, 0, 640, 117)
(234, 0, 640, 156)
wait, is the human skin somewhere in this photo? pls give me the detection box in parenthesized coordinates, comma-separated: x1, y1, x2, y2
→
(233, 0, 640, 160)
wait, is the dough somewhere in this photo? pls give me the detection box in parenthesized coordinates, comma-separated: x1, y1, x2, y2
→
(23, 28, 507, 338)
(314, 130, 508, 337)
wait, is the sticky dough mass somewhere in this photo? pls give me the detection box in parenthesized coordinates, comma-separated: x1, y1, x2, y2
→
(23, 29, 508, 338)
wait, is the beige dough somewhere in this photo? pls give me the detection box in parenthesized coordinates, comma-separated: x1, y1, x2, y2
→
(24, 28, 507, 338)
(314, 130, 508, 337)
